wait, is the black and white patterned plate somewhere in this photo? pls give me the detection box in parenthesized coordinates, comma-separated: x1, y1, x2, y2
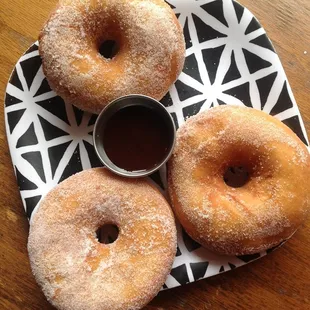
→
(4, 0, 309, 289)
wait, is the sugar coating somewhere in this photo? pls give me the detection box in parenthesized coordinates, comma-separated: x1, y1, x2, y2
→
(39, 0, 185, 114)
(168, 105, 310, 255)
(28, 168, 177, 310)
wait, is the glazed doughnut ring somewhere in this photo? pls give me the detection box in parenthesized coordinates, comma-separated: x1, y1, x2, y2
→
(28, 168, 177, 310)
(39, 0, 185, 114)
(168, 105, 310, 256)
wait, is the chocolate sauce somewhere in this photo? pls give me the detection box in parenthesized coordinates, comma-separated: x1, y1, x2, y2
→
(103, 105, 172, 172)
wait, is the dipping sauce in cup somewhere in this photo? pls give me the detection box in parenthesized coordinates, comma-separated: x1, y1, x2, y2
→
(93, 95, 176, 177)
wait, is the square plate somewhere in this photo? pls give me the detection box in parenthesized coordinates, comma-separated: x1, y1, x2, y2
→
(4, 0, 309, 289)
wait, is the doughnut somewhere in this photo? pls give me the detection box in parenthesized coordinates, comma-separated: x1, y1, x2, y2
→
(168, 105, 310, 256)
(28, 168, 177, 310)
(39, 0, 185, 114)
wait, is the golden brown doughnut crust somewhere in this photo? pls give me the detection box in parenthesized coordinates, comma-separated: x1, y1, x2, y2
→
(39, 0, 185, 114)
(28, 168, 177, 310)
(168, 105, 310, 255)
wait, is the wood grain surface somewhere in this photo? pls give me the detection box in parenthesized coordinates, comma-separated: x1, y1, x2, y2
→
(0, 0, 309, 309)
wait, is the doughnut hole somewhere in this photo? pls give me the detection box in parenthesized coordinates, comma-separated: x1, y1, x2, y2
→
(99, 40, 120, 59)
(96, 224, 119, 244)
(220, 147, 271, 188)
(224, 166, 249, 188)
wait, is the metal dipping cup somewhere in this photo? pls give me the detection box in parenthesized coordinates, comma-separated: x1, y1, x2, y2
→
(93, 94, 176, 178)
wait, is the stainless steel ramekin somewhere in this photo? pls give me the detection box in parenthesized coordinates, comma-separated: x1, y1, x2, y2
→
(93, 94, 176, 178)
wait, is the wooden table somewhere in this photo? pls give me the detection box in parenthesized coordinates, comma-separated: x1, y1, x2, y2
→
(0, 0, 309, 309)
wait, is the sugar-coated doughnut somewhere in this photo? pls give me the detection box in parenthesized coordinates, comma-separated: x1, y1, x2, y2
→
(168, 105, 310, 255)
(39, 0, 185, 114)
(28, 168, 177, 310)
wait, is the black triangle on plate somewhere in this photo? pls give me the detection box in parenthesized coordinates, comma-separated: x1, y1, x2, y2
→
(237, 253, 260, 263)
(161, 91, 173, 108)
(192, 14, 227, 43)
(166, 2, 175, 9)
(170, 112, 179, 130)
(256, 72, 278, 109)
(73, 105, 84, 126)
(228, 263, 236, 270)
(250, 34, 275, 52)
(170, 264, 190, 285)
(182, 229, 201, 252)
(7, 109, 26, 134)
(58, 144, 83, 183)
(88, 114, 98, 126)
(36, 96, 70, 125)
(34, 78, 52, 97)
(83, 140, 104, 168)
(245, 17, 261, 35)
(184, 17, 192, 49)
(149, 170, 165, 190)
(269, 81, 294, 116)
(242, 48, 272, 74)
(282, 115, 308, 145)
(219, 266, 225, 272)
(190, 262, 209, 281)
(183, 53, 203, 84)
(5, 93, 23, 107)
(176, 246, 182, 257)
(163, 283, 168, 289)
(217, 99, 226, 105)
(38, 115, 69, 141)
(20, 55, 42, 91)
(48, 141, 72, 178)
(223, 82, 251, 107)
(9, 69, 23, 91)
(201, 0, 228, 27)
(174, 79, 203, 102)
(202, 45, 226, 85)
(233, 0, 244, 23)
(16, 123, 38, 148)
(25, 195, 41, 219)
(21, 151, 46, 183)
(25, 44, 39, 54)
(175, 13, 180, 19)
(222, 50, 241, 84)
(15, 166, 38, 190)
(183, 100, 205, 120)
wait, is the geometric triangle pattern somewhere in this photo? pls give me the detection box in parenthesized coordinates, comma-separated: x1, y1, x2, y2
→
(48, 141, 72, 178)
(16, 123, 38, 148)
(233, 0, 244, 23)
(245, 17, 261, 35)
(242, 48, 272, 74)
(36, 96, 70, 125)
(223, 82, 251, 107)
(269, 81, 293, 116)
(34, 77, 52, 97)
(202, 45, 226, 85)
(4, 0, 309, 292)
(38, 115, 69, 141)
(183, 53, 203, 84)
(222, 51, 241, 84)
(21, 151, 46, 183)
(7, 109, 26, 134)
(256, 72, 278, 109)
(250, 34, 275, 52)
(25, 195, 42, 219)
(20, 55, 42, 90)
(190, 261, 209, 281)
(58, 145, 83, 183)
(201, 0, 228, 27)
